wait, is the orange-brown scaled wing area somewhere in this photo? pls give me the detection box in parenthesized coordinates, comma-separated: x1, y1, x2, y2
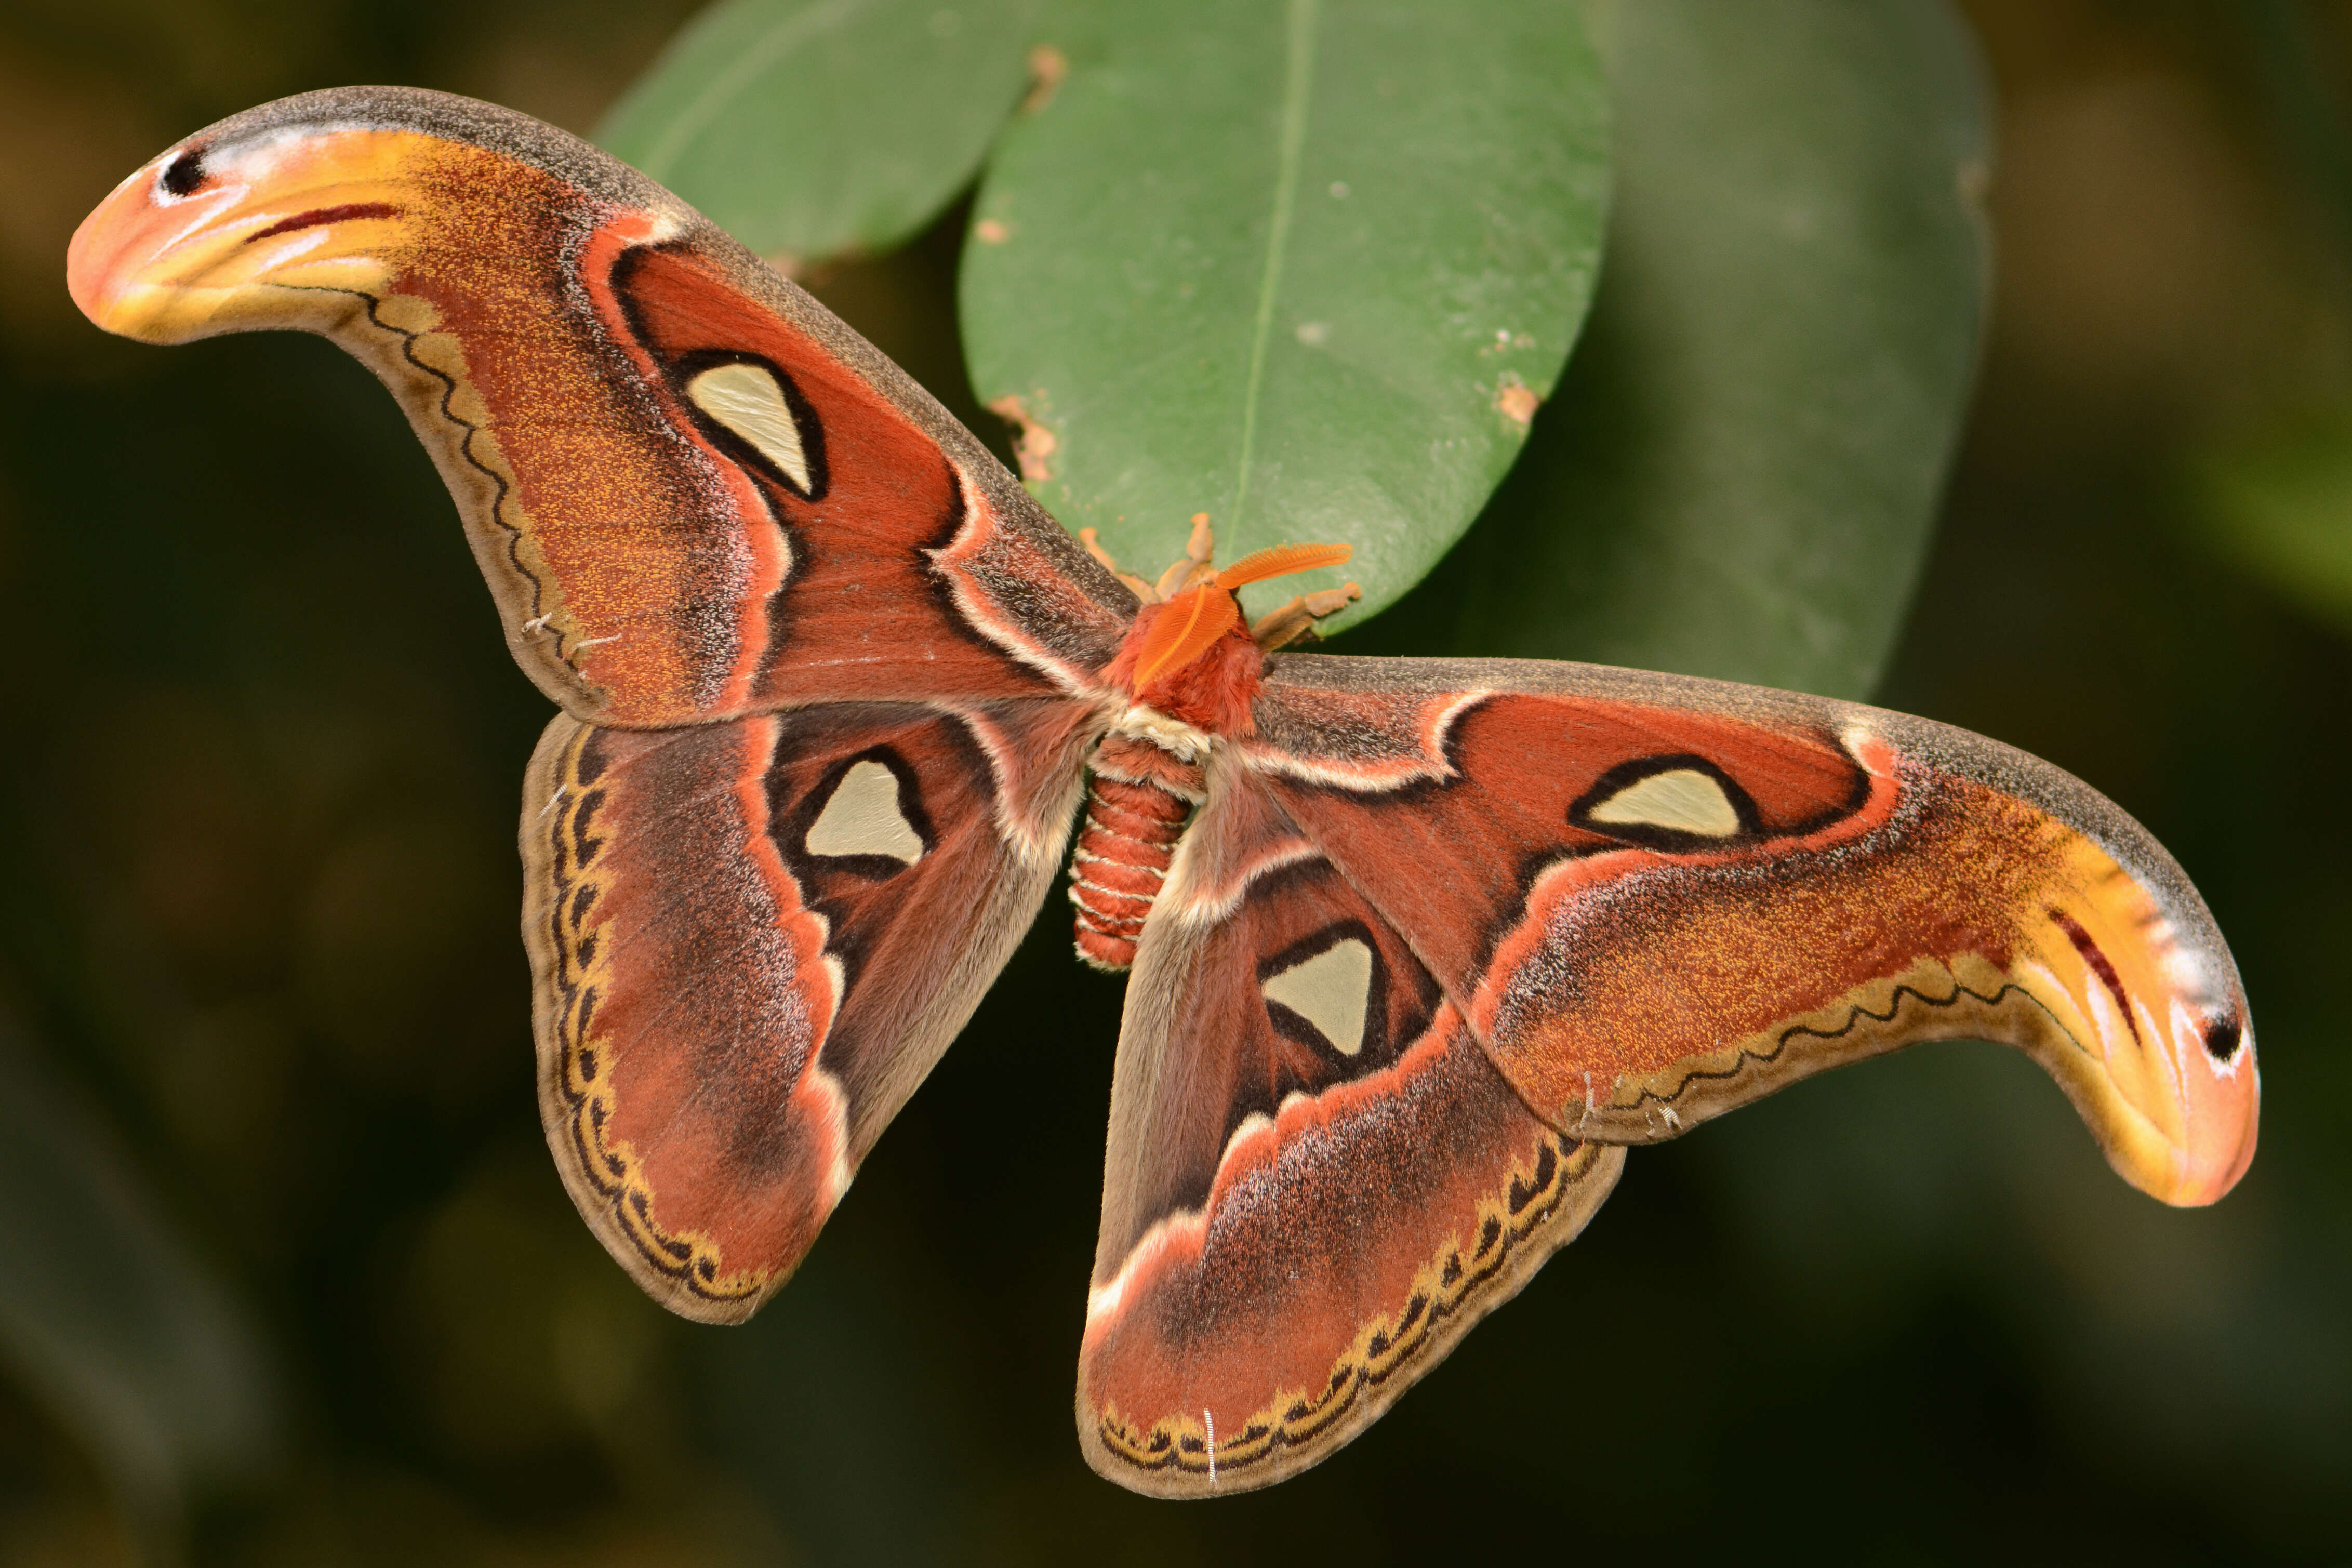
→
(1081, 765, 1622, 1497)
(67, 87, 1132, 727)
(523, 698, 1097, 1322)
(1250, 655, 2257, 1209)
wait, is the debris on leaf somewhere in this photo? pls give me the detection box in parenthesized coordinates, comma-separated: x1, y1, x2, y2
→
(1495, 375, 1540, 426)
(1021, 45, 1069, 115)
(989, 394, 1059, 481)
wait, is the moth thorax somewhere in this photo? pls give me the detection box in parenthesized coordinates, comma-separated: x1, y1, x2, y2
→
(1070, 733, 1206, 972)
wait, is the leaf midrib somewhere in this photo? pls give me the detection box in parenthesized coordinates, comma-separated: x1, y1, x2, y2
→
(1228, 0, 1320, 538)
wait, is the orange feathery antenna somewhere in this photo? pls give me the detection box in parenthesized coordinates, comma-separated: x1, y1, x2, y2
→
(1215, 542, 1353, 589)
(1130, 539, 1352, 689)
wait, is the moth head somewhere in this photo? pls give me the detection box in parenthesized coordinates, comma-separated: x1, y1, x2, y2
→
(1125, 542, 1354, 683)
(1109, 541, 1354, 734)
(70, 119, 457, 343)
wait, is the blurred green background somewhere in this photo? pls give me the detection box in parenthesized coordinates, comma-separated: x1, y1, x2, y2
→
(1, 0, 2348, 1562)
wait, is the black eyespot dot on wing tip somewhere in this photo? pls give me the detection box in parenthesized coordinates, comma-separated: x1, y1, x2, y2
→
(160, 147, 207, 197)
(2202, 1014, 2244, 1062)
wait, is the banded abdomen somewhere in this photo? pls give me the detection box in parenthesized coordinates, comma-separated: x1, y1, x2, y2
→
(1071, 733, 1205, 971)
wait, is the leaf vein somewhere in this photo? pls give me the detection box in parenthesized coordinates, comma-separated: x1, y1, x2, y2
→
(1230, 0, 1319, 535)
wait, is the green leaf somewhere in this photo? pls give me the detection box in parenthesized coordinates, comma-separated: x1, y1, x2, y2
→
(598, 0, 1040, 264)
(0, 1013, 279, 1542)
(1366, 0, 1989, 700)
(961, 0, 1608, 624)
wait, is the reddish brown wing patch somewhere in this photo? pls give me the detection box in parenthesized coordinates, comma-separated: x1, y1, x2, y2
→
(67, 89, 1135, 726)
(1097, 851, 1447, 1258)
(1473, 756, 2244, 1170)
(1252, 687, 1871, 1002)
(1081, 767, 1622, 1496)
(1083, 1016, 1619, 1498)
(524, 699, 1096, 1322)
(612, 247, 1126, 709)
(378, 174, 789, 722)
(1247, 656, 2256, 1207)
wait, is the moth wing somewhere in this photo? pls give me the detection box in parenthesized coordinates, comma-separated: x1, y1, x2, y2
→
(1078, 763, 1622, 1496)
(524, 697, 1098, 1321)
(70, 87, 1132, 725)
(1245, 653, 2258, 1207)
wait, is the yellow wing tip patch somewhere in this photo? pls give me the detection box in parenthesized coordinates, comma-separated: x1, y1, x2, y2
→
(1582, 932, 2254, 1208)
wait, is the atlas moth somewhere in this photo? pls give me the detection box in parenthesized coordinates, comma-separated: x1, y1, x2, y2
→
(69, 87, 2256, 1497)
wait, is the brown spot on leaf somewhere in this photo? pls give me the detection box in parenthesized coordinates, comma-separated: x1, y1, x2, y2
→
(1495, 378, 1540, 426)
(1021, 45, 1069, 114)
(988, 394, 1059, 481)
(973, 218, 1009, 245)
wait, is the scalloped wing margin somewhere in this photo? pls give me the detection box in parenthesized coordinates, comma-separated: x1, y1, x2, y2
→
(523, 697, 1097, 1321)
(1079, 762, 1623, 1496)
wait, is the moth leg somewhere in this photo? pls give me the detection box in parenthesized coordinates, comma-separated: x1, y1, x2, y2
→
(1079, 527, 1158, 602)
(1250, 582, 1363, 650)
(1152, 511, 1219, 600)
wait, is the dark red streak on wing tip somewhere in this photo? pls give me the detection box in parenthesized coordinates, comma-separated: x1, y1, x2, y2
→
(2047, 905, 2143, 1046)
(244, 202, 400, 243)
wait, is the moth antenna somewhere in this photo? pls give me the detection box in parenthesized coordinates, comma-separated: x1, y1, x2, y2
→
(1218, 543, 1351, 590)
(1133, 586, 1211, 686)
(1131, 583, 1242, 688)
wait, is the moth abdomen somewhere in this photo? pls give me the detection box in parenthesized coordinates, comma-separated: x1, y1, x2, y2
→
(1070, 733, 1205, 971)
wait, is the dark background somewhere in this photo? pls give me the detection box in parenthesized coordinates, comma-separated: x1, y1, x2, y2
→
(1, 1, 2347, 1562)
